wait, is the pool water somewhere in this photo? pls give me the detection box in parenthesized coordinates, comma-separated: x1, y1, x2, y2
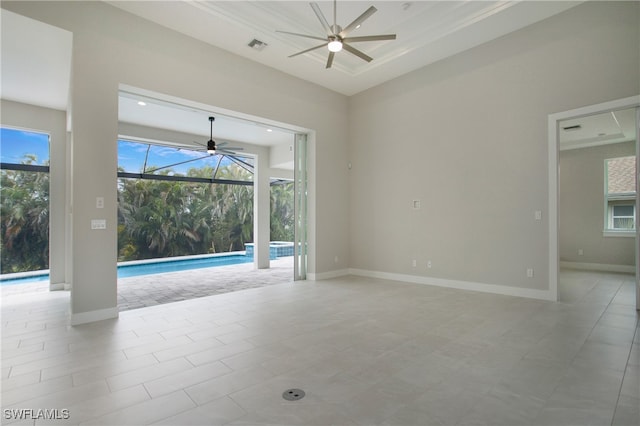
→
(118, 254, 252, 278)
(0, 253, 254, 286)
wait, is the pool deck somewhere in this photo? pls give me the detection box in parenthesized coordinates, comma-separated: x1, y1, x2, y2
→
(1, 257, 294, 312)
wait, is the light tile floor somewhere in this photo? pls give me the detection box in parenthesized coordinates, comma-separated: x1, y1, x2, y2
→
(1, 269, 638, 425)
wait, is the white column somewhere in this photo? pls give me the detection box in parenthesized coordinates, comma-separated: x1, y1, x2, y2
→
(253, 153, 271, 269)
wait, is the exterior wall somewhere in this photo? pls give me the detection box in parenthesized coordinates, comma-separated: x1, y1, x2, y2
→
(2, 1, 349, 323)
(560, 141, 635, 267)
(348, 1, 640, 296)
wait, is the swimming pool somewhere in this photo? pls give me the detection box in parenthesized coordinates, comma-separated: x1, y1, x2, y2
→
(0, 252, 255, 286)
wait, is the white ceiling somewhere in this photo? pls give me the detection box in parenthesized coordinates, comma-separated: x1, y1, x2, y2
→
(5, 1, 636, 151)
(0, 9, 72, 111)
(559, 108, 638, 151)
(108, 1, 583, 96)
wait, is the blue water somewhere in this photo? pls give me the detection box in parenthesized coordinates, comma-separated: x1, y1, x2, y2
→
(118, 254, 252, 278)
(1, 254, 253, 286)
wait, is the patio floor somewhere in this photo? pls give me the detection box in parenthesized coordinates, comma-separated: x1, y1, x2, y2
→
(1, 257, 294, 312)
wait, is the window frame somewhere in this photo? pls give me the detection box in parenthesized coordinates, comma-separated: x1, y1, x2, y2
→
(603, 156, 636, 237)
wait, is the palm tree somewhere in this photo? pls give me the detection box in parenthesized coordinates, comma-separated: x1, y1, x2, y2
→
(1, 155, 50, 272)
(270, 181, 294, 241)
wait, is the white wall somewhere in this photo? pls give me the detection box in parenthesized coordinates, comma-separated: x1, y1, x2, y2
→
(3, 1, 349, 323)
(348, 1, 640, 297)
(0, 100, 68, 287)
(560, 141, 636, 268)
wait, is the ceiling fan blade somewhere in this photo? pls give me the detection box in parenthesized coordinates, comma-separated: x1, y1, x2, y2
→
(343, 34, 396, 43)
(276, 30, 326, 42)
(326, 52, 335, 69)
(310, 2, 333, 35)
(339, 6, 377, 37)
(289, 43, 327, 58)
(342, 43, 373, 62)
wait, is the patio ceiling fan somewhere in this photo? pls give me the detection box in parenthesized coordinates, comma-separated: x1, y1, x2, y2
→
(194, 116, 243, 156)
(277, 0, 396, 69)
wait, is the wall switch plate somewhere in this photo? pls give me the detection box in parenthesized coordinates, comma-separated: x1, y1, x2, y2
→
(91, 219, 106, 230)
(578, 249, 584, 256)
(427, 261, 432, 269)
(534, 210, 542, 221)
(526, 268, 534, 278)
(413, 200, 421, 209)
(96, 197, 104, 209)
(412, 259, 417, 267)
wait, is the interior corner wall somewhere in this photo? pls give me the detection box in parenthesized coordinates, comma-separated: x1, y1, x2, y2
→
(0, 100, 67, 287)
(560, 141, 636, 267)
(348, 1, 640, 295)
(2, 0, 349, 323)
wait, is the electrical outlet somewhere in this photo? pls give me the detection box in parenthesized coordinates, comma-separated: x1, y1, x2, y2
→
(526, 268, 534, 278)
(578, 249, 584, 256)
(412, 259, 417, 268)
(427, 261, 432, 269)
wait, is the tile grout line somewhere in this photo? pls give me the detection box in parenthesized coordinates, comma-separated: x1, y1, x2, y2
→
(610, 311, 639, 426)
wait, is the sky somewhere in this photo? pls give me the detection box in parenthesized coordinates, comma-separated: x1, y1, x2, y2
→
(1, 129, 249, 176)
(118, 140, 249, 175)
(0, 128, 50, 165)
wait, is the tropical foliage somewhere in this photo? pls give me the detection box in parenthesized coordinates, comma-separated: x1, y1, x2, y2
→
(1, 158, 295, 272)
(117, 164, 255, 260)
(1, 156, 50, 273)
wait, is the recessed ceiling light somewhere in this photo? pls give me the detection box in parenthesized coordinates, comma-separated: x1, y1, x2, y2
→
(266, 129, 273, 132)
(137, 101, 147, 106)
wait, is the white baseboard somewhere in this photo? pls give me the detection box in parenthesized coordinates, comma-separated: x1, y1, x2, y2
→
(348, 268, 555, 301)
(307, 269, 349, 281)
(560, 261, 635, 274)
(50, 283, 65, 291)
(71, 307, 119, 326)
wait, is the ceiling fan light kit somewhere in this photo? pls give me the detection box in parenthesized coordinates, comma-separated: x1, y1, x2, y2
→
(277, 0, 396, 69)
(202, 116, 243, 155)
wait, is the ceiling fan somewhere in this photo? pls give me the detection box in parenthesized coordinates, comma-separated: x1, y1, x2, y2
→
(277, 0, 396, 69)
(195, 116, 243, 155)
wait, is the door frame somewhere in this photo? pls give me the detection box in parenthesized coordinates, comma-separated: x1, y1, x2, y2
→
(548, 95, 640, 307)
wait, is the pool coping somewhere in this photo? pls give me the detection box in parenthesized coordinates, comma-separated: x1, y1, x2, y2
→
(0, 250, 249, 282)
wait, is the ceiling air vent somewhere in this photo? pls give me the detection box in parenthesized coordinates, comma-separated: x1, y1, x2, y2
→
(562, 124, 582, 131)
(248, 39, 267, 51)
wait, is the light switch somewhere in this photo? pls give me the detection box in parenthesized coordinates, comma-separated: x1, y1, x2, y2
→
(91, 219, 106, 230)
(534, 210, 542, 221)
(96, 197, 104, 209)
(413, 200, 421, 209)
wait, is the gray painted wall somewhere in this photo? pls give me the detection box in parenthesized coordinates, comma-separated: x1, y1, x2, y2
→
(348, 1, 639, 292)
(560, 141, 635, 266)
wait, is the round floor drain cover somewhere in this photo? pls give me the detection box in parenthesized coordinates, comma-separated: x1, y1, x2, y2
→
(282, 389, 305, 401)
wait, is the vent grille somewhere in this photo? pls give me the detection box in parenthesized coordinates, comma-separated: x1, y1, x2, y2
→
(562, 124, 582, 131)
(248, 39, 267, 51)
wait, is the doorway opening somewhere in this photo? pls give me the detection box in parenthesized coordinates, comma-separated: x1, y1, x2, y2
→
(116, 87, 308, 310)
(549, 96, 640, 309)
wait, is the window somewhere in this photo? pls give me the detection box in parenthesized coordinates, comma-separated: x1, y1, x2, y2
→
(0, 128, 51, 273)
(604, 156, 636, 235)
